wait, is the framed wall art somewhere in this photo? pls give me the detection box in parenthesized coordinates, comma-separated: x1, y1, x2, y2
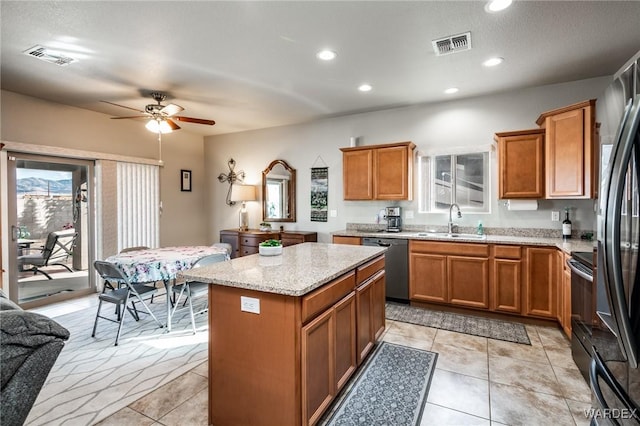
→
(181, 169, 192, 192)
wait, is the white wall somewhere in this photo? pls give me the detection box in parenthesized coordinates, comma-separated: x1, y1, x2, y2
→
(204, 76, 611, 243)
(1, 90, 210, 247)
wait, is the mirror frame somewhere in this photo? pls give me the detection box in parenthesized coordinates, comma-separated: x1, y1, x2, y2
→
(262, 159, 296, 222)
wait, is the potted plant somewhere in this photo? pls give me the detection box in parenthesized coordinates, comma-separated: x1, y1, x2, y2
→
(259, 239, 282, 256)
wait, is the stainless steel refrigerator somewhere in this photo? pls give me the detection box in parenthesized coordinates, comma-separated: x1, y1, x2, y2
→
(593, 53, 640, 425)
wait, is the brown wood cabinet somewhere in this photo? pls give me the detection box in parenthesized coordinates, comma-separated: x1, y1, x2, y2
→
(524, 246, 557, 319)
(491, 245, 522, 314)
(409, 241, 489, 309)
(536, 99, 597, 199)
(209, 255, 384, 426)
(340, 141, 415, 201)
(495, 129, 545, 199)
(332, 235, 362, 245)
(221, 229, 317, 258)
(558, 251, 572, 337)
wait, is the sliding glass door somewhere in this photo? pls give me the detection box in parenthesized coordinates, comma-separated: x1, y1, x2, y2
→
(5, 152, 95, 307)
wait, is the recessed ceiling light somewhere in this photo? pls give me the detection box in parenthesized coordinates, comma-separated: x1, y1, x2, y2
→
(316, 49, 337, 61)
(485, 0, 512, 13)
(358, 84, 372, 92)
(444, 87, 459, 94)
(483, 57, 504, 67)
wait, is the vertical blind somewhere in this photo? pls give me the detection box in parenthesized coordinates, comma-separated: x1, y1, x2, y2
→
(116, 162, 159, 250)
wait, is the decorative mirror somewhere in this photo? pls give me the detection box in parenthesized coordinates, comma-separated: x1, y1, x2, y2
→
(262, 159, 296, 222)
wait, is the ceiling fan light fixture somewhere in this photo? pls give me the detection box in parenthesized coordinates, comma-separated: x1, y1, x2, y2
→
(485, 0, 512, 13)
(145, 118, 173, 134)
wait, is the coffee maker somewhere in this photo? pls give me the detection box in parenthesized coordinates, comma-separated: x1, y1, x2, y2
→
(385, 206, 402, 232)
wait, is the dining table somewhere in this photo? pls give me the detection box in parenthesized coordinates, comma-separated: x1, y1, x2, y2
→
(105, 245, 229, 331)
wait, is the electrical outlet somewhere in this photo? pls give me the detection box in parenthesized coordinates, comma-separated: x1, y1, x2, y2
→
(240, 296, 260, 314)
(551, 211, 560, 221)
(330, 210, 337, 217)
(405, 210, 414, 219)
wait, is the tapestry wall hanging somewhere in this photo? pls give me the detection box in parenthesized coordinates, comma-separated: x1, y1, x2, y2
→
(311, 166, 328, 222)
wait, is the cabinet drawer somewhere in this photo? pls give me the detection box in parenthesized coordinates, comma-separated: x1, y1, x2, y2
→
(410, 240, 489, 257)
(302, 271, 356, 324)
(241, 236, 264, 247)
(493, 245, 521, 259)
(356, 256, 385, 285)
(241, 246, 259, 256)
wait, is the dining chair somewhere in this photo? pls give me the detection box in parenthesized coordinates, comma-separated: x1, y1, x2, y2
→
(92, 260, 163, 346)
(171, 253, 228, 333)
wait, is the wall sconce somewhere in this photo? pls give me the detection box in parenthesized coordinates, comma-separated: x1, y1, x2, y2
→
(230, 184, 257, 231)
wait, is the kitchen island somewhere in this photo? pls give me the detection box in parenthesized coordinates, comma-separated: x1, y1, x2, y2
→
(181, 242, 387, 426)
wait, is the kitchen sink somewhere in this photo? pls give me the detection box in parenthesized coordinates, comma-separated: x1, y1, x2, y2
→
(413, 232, 486, 240)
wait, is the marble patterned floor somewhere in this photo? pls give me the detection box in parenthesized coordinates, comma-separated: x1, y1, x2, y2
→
(34, 297, 593, 426)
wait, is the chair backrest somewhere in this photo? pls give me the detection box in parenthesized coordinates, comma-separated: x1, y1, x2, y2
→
(192, 253, 228, 269)
(49, 230, 77, 263)
(40, 232, 61, 262)
(94, 260, 130, 287)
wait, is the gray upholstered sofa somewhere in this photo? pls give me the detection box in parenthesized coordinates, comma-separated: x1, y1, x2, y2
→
(0, 290, 70, 426)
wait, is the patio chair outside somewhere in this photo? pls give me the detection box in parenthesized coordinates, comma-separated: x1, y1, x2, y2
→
(17, 229, 77, 280)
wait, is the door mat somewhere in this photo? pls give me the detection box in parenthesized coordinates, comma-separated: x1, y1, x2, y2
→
(321, 342, 437, 426)
(385, 302, 531, 345)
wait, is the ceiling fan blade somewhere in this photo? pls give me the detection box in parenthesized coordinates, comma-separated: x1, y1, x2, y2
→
(165, 118, 181, 131)
(160, 103, 184, 116)
(174, 116, 216, 125)
(110, 115, 149, 119)
(101, 100, 146, 114)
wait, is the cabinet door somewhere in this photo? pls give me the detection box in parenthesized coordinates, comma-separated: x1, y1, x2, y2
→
(220, 231, 240, 259)
(371, 270, 386, 341)
(332, 236, 362, 245)
(492, 258, 522, 313)
(302, 308, 335, 426)
(496, 130, 545, 199)
(545, 108, 587, 198)
(448, 256, 489, 309)
(356, 278, 374, 364)
(334, 292, 356, 392)
(343, 149, 374, 200)
(409, 252, 447, 303)
(375, 145, 412, 200)
(562, 253, 572, 337)
(525, 247, 557, 318)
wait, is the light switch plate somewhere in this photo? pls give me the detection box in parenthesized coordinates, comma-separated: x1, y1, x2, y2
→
(240, 296, 260, 314)
(551, 211, 560, 221)
(330, 210, 337, 217)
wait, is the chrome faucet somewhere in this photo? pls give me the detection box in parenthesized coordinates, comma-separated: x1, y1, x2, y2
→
(448, 203, 462, 234)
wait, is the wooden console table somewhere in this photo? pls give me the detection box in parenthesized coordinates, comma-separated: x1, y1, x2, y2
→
(220, 229, 317, 258)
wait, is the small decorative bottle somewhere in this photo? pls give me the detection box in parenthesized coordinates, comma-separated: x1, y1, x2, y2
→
(477, 220, 484, 235)
(562, 209, 572, 240)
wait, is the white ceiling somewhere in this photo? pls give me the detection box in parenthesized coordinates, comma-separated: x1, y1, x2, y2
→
(2, 1, 640, 136)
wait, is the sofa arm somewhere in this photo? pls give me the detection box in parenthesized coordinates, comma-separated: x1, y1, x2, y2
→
(0, 311, 70, 426)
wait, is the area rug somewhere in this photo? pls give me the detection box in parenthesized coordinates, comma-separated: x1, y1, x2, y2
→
(386, 302, 531, 345)
(25, 293, 209, 426)
(321, 342, 437, 426)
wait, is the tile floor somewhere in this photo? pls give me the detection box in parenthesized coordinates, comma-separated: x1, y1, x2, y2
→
(34, 299, 593, 425)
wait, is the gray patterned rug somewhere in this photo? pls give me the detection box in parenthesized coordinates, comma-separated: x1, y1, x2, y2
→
(321, 342, 437, 426)
(386, 302, 531, 345)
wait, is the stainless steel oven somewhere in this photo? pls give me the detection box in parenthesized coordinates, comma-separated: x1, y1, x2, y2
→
(568, 250, 595, 383)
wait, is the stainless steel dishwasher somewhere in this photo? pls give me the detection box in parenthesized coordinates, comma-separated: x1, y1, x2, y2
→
(362, 237, 408, 302)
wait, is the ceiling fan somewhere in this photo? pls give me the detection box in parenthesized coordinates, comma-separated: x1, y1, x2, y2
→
(102, 92, 215, 133)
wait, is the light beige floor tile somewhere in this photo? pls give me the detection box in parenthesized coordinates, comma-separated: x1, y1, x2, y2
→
(490, 382, 575, 426)
(426, 369, 490, 419)
(95, 407, 155, 425)
(382, 331, 433, 351)
(525, 324, 543, 347)
(536, 325, 570, 348)
(430, 341, 489, 380)
(489, 354, 563, 396)
(488, 338, 550, 364)
(191, 360, 208, 378)
(566, 399, 594, 426)
(545, 344, 577, 369)
(158, 387, 208, 426)
(420, 403, 490, 425)
(129, 371, 207, 420)
(385, 320, 438, 342)
(433, 329, 488, 353)
(553, 364, 592, 402)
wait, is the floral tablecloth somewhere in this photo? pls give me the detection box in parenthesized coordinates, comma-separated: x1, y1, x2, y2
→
(105, 246, 229, 283)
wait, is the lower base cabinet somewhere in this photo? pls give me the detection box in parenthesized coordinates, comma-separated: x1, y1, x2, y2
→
(525, 247, 557, 319)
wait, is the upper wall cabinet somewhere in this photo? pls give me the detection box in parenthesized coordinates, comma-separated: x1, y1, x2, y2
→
(340, 141, 416, 201)
(536, 99, 597, 199)
(495, 129, 546, 199)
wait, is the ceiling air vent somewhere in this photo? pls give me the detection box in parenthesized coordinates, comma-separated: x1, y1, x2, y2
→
(23, 45, 77, 66)
(432, 32, 471, 56)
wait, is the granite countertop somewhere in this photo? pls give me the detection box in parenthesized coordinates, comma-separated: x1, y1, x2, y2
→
(180, 242, 387, 296)
(331, 229, 596, 254)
